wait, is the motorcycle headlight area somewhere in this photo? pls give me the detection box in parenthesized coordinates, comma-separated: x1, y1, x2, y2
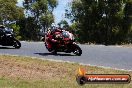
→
(55, 34, 62, 38)
(6, 34, 12, 36)
(72, 35, 75, 40)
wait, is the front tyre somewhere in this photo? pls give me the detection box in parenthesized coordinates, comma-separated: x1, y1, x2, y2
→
(13, 39, 21, 49)
(45, 42, 57, 54)
(73, 44, 82, 56)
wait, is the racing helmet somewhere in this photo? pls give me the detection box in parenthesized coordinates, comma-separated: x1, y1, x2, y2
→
(51, 23, 56, 31)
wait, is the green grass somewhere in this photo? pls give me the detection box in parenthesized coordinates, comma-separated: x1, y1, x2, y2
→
(0, 55, 131, 88)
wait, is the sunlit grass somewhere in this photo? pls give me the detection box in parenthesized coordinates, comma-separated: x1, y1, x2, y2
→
(0, 55, 131, 88)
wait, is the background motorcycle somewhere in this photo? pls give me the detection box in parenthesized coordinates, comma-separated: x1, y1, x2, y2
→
(44, 31, 82, 56)
(0, 27, 21, 48)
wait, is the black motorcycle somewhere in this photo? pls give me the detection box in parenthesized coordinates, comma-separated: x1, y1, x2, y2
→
(0, 27, 21, 48)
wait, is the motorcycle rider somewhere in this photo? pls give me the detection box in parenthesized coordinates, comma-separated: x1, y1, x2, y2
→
(0, 25, 5, 33)
(46, 23, 62, 53)
(0, 25, 5, 39)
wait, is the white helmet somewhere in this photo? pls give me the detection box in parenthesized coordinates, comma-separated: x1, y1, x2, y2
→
(51, 23, 56, 30)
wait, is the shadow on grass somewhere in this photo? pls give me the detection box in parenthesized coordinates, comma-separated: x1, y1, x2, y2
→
(34, 52, 76, 56)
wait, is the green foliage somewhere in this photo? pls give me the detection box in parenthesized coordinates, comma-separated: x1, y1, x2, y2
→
(48, 0, 58, 12)
(58, 20, 69, 29)
(6, 0, 58, 41)
(9, 23, 22, 40)
(17, 17, 40, 41)
(40, 11, 54, 30)
(21, 0, 58, 40)
(10, 23, 20, 36)
(0, 0, 24, 40)
(0, 0, 24, 24)
(0, 0, 58, 41)
(29, 0, 58, 28)
(66, 0, 132, 44)
(31, 0, 48, 15)
(123, 0, 132, 43)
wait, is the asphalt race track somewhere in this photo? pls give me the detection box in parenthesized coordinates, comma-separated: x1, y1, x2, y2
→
(0, 41, 132, 70)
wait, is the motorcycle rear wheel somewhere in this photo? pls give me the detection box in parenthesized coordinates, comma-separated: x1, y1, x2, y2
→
(73, 44, 82, 56)
(13, 39, 21, 49)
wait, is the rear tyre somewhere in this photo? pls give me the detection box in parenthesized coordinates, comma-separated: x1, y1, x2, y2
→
(73, 44, 82, 56)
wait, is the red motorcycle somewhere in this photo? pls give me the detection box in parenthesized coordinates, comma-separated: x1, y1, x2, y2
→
(44, 30, 82, 56)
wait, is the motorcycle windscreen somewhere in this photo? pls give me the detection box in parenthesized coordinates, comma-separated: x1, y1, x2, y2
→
(62, 31, 74, 40)
(62, 31, 70, 38)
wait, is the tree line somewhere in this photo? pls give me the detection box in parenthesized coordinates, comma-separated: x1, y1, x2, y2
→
(66, 0, 132, 45)
(0, 0, 132, 45)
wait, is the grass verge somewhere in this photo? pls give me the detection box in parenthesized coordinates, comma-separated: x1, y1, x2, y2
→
(0, 55, 131, 88)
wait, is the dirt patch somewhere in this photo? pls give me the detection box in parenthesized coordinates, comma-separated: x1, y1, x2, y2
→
(0, 55, 132, 88)
(111, 43, 132, 48)
(121, 44, 132, 48)
(0, 55, 71, 80)
(0, 55, 131, 82)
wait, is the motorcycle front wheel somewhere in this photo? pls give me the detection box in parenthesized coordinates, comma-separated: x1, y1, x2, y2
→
(13, 39, 21, 49)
